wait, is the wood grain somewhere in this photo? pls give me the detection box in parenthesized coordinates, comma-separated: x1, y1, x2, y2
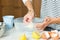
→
(32, 0, 41, 18)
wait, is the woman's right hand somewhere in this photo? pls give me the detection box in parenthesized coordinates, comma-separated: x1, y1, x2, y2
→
(23, 11, 34, 24)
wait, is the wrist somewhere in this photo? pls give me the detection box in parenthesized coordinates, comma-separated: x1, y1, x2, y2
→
(28, 10, 34, 16)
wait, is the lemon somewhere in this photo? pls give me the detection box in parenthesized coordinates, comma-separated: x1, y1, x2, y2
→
(32, 31, 41, 39)
(20, 34, 27, 40)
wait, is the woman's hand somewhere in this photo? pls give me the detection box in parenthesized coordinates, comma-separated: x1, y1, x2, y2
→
(23, 0, 34, 24)
(35, 22, 48, 30)
(35, 17, 53, 30)
(23, 11, 34, 24)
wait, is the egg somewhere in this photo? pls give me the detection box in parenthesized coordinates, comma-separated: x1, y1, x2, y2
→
(49, 38, 53, 40)
(51, 30, 58, 33)
(49, 30, 59, 38)
(40, 38, 48, 40)
(48, 36, 59, 40)
(49, 32, 57, 38)
(58, 32, 60, 38)
(49, 36, 59, 40)
(52, 36, 59, 40)
(32, 31, 41, 39)
(41, 31, 50, 39)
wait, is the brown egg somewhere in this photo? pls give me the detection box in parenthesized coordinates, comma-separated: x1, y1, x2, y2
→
(52, 36, 59, 40)
(49, 38, 53, 40)
(58, 32, 60, 38)
(49, 38, 58, 40)
(41, 33, 46, 39)
(41, 31, 50, 39)
(51, 30, 58, 33)
(40, 38, 48, 40)
(49, 30, 59, 38)
(49, 36, 59, 40)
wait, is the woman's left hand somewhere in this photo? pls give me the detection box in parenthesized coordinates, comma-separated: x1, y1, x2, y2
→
(35, 17, 53, 30)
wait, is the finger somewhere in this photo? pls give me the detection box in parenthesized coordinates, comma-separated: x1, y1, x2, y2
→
(27, 18, 32, 23)
(35, 24, 42, 30)
(35, 24, 41, 30)
(23, 17, 28, 24)
(23, 19, 27, 24)
(44, 17, 50, 22)
(25, 17, 32, 24)
(37, 27, 43, 30)
(25, 18, 31, 23)
(35, 23, 45, 30)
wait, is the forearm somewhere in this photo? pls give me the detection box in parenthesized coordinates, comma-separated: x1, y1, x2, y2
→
(25, 0, 33, 10)
(43, 17, 60, 26)
(50, 18, 60, 24)
(25, 0, 34, 14)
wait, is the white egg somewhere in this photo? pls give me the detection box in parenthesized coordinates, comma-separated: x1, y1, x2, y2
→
(44, 32, 50, 38)
(51, 30, 58, 33)
(58, 32, 60, 38)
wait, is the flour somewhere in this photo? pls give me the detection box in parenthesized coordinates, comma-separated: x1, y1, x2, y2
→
(26, 22, 34, 29)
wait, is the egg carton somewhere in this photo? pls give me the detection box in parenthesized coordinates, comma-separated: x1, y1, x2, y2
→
(30, 30, 60, 40)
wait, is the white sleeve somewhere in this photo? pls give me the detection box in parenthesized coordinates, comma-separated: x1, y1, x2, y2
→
(22, 0, 32, 4)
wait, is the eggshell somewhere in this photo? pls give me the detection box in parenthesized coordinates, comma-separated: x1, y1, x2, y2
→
(51, 30, 58, 32)
(49, 38, 53, 40)
(49, 36, 59, 40)
(58, 32, 60, 38)
(52, 36, 59, 40)
(40, 38, 48, 40)
(49, 30, 59, 38)
(41, 31, 50, 39)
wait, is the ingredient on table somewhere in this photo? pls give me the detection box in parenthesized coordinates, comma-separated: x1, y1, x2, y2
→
(19, 30, 60, 40)
(41, 31, 50, 39)
(20, 34, 27, 40)
(32, 31, 41, 39)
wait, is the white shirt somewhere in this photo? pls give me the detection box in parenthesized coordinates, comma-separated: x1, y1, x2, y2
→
(22, 0, 32, 4)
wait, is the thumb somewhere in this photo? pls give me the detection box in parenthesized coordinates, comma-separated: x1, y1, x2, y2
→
(44, 17, 50, 22)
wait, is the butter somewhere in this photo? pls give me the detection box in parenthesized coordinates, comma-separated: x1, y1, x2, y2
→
(20, 34, 27, 40)
(32, 31, 41, 39)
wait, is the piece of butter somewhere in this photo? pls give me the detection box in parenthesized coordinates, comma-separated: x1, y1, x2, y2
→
(32, 31, 41, 39)
(20, 34, 27, 40)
